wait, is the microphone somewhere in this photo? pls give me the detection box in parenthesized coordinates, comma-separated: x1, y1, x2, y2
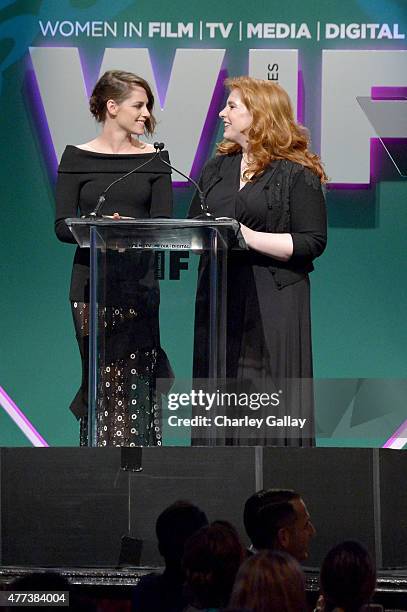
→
(89, 148, 161, 218)
(153, 142, 213, 219)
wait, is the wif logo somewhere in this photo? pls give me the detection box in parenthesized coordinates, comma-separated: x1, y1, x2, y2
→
(28, 47, 407, 185)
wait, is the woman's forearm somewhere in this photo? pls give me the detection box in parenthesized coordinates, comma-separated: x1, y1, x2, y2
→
(240, 224, 294, 261)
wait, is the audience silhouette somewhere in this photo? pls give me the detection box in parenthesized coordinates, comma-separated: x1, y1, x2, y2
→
(131, 500, 208, 612)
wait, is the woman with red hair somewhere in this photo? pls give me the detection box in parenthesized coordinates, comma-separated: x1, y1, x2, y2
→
(190, 77, 327, 446)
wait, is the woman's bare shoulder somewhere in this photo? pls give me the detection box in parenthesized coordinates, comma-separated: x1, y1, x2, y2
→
(75, 141, 99, 152)
(74, 140, 156, 154)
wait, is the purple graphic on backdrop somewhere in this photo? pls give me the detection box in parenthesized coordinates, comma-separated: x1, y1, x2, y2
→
(25, 57, 58, 177)
(0, 386, 49, 447)
(383, 419, 407, 449)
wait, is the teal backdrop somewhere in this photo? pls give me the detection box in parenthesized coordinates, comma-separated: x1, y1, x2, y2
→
(0, 0, 406, 446)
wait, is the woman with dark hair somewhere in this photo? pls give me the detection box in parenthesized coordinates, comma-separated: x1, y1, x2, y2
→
(189, 76, 327, 446)
(55, 70, 173, 446)
(228, 550, 307, 612)
(317, 541, 377, 612)
(182, 521, 245, 611)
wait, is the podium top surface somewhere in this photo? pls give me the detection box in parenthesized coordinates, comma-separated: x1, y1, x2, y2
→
(65, 217, 244, 250)
(66, 217, 239, 229)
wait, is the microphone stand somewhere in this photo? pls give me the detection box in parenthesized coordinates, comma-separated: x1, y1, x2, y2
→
(153, 142, 214, 219)
(88, 147, 161, 218)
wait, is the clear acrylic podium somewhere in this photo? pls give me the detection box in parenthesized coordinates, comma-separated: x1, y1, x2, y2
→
(66, 218, 241, 447)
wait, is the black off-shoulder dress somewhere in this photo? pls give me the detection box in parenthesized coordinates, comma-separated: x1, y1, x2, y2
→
(55, 146, 173, 446)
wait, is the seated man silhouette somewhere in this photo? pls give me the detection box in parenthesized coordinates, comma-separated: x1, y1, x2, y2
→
(132, 500, 208, 612)
(243, 488, 316, 562)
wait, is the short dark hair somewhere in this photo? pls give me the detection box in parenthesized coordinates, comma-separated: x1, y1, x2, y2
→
(155, 501, 208, 564)
(243, 489, 300, 550)
(183, 521, 244, 609)
(89, 70, 156, 133)
(320, 540, 376, 611)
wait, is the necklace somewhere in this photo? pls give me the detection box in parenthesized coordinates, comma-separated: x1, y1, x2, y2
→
(240, 153, 252, 181)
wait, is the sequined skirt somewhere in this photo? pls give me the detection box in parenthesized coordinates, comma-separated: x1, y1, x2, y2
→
(71, 302, 163, 447)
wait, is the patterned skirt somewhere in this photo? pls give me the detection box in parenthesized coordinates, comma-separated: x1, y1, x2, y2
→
(71, 302, 162, 447)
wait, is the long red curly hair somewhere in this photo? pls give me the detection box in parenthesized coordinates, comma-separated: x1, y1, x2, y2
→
(217, 76, 328, 183)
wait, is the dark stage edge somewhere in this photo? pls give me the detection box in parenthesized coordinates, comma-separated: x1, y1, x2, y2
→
(0, 565, 406, 589)
(1, 566, 406, 611)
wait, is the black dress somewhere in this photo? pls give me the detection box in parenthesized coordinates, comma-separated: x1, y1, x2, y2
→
(189, 154, 327, 446)
(55, 146, 173, 446)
